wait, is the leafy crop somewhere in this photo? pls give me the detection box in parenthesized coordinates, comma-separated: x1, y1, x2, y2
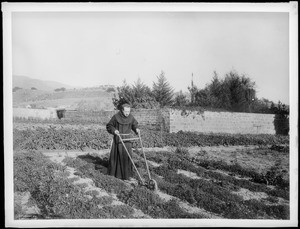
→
(62, 156, 129, 195)
(144, 150, 289, 219)
(13, 127, 112, 151)
(189, 155, 289, 192)
(14, 151, 135, 219)
(118, 187, 206, 218)
(13, 126, 289, 151)
(62, 154, 206, 219)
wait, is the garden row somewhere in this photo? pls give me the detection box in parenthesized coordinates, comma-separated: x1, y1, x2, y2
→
(13, 126, 289, 151)
(14, 148, 289, 219)
(131, 148, 289, 219)
(63, 154, 208, 218)
(60, 149, 290, 219)
(14, 151, 134, 219)
(14, 151, 206, 219)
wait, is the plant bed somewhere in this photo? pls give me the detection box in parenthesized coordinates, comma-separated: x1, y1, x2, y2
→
(14, 151, 137, 219)
(13, 138, 290, 220)
(13, 126, 289, 151)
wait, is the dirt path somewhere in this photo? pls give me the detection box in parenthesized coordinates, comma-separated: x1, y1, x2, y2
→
(41, 143, 289, 181)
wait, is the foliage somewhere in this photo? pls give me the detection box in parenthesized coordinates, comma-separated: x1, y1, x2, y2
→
(13, 126, 289, 151)
(270, 101, 289, 135)
(62, 154, 205, 218)
(118, 186, 205, 218)
(173, 91, 189, 107)
(106, 87, 116, 93)
(14, 151, 126, 219)
(62, 156, 129, 195)
(13, 86, 23, 92)
(193, 70, 257, 112)
(148, 150, 289, 199)
(187, 75, 197, 105)
(13, 126, 112, 151)
(224, 70, 256, 112)
(190, 157, 289, 192)
(14, 146, 289, 219)
(251, 98, 274, 114)
(112, 79, 159, 110)
(54, 87, 66, 92)
(152, 71, 174, 107)
(163, 131, 289, 148)
(149, 152, 289, 219)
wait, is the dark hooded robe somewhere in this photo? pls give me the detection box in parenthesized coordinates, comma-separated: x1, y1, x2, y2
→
(106, 111, 139, 180)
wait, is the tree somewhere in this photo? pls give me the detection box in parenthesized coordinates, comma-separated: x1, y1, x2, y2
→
(113, 79, 134, 110)
(152, 71, 174, 107)
(207, 71, 228, 108)
(106, 87, 115, 93)
(132, 78, 158, 109)
(188, 73, 198, 105)
(194, 89, 208, 107)
(192, 70, 257, 112)
(132, 78, 151, 99)
(54, 87, 66, 92)
(251, 98, 273, 114)
(13, 87, 22, 92)
(173, 90, 189, 107)
(222, 70, 256, 112)
(113, 78, 159, 110)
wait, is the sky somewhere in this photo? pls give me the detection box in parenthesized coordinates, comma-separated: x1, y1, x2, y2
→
(11, 6, 291, 104)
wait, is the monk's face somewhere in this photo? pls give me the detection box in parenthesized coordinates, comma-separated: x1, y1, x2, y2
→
(122, 107, 131, 117)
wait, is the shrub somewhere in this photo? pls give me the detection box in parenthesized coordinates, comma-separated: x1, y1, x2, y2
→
(271, 102, 289, 135)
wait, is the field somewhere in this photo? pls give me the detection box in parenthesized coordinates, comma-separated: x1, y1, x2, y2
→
(13, 88, 115, 111)
(13, 113, 290, 221)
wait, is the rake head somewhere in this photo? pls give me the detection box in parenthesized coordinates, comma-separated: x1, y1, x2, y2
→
(146, 179, 158, 191)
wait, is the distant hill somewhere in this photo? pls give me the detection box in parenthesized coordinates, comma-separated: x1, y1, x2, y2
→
(13, 87, 117, 111)
(13, 75, 74, 91)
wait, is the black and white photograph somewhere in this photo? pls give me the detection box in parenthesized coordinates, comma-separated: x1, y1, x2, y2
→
(3, 2, 298, 227)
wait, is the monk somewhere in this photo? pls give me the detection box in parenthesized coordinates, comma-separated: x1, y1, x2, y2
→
(106, 103, 140, 181)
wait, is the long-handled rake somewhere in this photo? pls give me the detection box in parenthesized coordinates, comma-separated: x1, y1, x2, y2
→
(114, 132, 158, 191)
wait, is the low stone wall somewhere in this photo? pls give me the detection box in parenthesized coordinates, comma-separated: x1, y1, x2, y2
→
(169, 109, 276, 134)
(13, 108, 58, 120)
(131, 109, 170, 131)
(64, 109, 169, 130)
(13, 107, 277, 135)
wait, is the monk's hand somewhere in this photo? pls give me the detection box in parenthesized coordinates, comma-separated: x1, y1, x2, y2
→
(114, 130, 120, 135)
(136, 129, 140, 135)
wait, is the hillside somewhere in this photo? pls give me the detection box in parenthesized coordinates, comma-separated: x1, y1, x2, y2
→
(13, 75, 74, 91)
(13, 87, 117, 111)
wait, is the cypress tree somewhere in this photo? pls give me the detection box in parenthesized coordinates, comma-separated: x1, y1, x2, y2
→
(152, 71, 174, 107)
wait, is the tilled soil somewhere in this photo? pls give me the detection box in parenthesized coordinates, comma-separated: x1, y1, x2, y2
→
(15, 145, 289, 219)
(18, 149, 222, 219)
(185, 145, 289, 181)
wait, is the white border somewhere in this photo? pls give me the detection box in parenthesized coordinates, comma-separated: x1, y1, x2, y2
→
(289, 0, 299, 225)
(3, 2, 298, 228)
(1, 2, 294, 12)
